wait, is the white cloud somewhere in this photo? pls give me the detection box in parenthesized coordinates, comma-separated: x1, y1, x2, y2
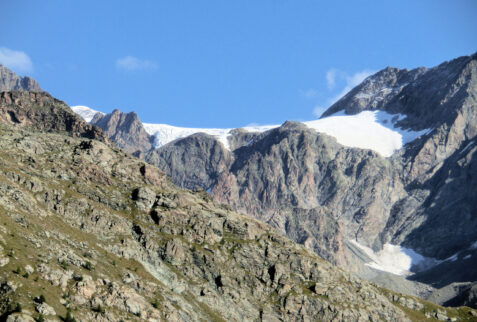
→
(326, 69, 337, 90)
(115, 56, 158, 71)
(0, 47, 33, 74)
(313, 105, 326, 118)
(328, 69, 375, 104)
(311, 69, 375, 119)
(299, 88, 318, 99)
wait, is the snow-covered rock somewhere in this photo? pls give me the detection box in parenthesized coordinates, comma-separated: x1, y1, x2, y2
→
(70, 105, 104, 122)
(349, 240, 440, 276)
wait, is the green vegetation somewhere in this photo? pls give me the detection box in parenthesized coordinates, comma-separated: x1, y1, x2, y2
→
(82, 261, 93, 271)
(35, 314, 45, 322)
(14, 303, 22, 313)
(63, 308, 76, 322)
(38, 294, 46, 304)
(60, 259, 69, 269)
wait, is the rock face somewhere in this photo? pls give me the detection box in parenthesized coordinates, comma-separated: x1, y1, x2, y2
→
(0, 91, 461, 321)
(137, 53, 477, 307)
(146, 133, 234, 191)
(0, 91, 106, 141)
(91, 109, 155, 155)
(0, 65, 41, 92)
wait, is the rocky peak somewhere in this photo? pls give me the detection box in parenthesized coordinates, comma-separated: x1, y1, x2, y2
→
(322, 53, 477, 131)
(0, 64, 41, 92)
(91, 109, 154, 154)
(0, 91, 106, 141)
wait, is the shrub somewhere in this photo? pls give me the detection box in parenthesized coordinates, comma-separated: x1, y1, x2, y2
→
(82, 261, 93, 271)
(60, 260, 69, 269)
(64, 308, 77, 322)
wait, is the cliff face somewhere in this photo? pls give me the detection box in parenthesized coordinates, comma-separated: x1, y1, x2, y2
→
(0, 91, 460, 322)
(0, 64, 41, 92)
(91, 109, 154, 155)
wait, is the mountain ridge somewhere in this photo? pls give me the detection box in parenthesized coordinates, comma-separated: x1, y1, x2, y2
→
(71, 52, 477, 308)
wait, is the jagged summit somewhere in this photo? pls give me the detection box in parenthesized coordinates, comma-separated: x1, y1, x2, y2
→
(91, 109, 155, 155)
(0, 64, 41, 92)
(322, 52, 477, 130)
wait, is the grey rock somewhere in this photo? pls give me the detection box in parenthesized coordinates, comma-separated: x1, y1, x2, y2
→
(36, 303, 56, 316)
(0, 64, 41, 92)
(5, 313, 35, 322)
(91, 109, 154, 155)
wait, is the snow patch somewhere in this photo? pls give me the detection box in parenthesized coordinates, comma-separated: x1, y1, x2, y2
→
(70, 105, 104, 122)
(143, 123, 276, 150)
(143, 110, 428, 156)
(73, 103, 429, 157)
(463, 255, 472, 260)
(349, 240, 440, 276)
(304, 110, 429, 157)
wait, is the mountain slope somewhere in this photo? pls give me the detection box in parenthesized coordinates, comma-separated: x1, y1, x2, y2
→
(2, 91, 470, 321)
(136, 53, 477, 308)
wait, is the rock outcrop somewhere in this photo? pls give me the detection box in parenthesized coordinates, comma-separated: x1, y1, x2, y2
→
(0, 91, 106, 141)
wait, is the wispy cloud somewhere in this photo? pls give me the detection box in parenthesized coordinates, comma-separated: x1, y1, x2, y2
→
(0, 47, 33, 74)
(326, 69, 337, 90)
(313, 105, 327, 118)
(328, 69, 374, 104)
(310, 68, 375, 119)
(115, 56, 158, 71)
(299, 88, 318, 99)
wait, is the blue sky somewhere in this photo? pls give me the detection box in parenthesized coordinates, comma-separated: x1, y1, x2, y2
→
(1, 1, 476, 127)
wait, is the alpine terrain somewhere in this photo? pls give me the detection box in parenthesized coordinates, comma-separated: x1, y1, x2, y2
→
(2, 70, 476, 320)
(71, 53, 477, 310)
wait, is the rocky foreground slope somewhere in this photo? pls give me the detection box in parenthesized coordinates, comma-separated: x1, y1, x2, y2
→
(2, 93, 475, 320)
